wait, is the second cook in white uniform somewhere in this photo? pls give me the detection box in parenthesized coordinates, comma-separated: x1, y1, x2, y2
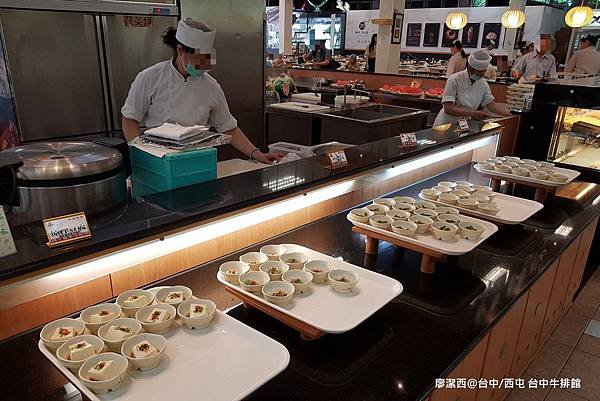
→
(122, 18, 282, 164)
(434, 50, 510, 126)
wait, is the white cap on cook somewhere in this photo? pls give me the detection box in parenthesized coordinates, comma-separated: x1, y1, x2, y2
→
(468, 50, 492, 70)
(175, 18, 216, 54)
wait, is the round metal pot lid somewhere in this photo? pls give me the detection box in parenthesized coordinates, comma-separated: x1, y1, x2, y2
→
(3, 142, 123, 181)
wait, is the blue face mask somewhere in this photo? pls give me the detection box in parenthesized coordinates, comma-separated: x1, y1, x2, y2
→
(469, 72, 483, 82)
(184, 54, 206, 77)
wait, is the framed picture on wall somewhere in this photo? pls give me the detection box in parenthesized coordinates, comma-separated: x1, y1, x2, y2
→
(406, 23, 422, 47)
(514, 24, 525, 49)
(391, 12, 403, 44)
(481, 23, 502, 49)
(423, 23, 440, 47)
(441, 24, 459, 47)
(461, 23, 480, 48)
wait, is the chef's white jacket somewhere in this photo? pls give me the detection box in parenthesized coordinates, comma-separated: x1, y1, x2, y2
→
(121, 60, 238, 133)
(434, 70, 495, 126)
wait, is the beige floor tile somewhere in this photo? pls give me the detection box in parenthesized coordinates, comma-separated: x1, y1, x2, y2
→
(551, 309, 592, 347)
(559, 349, 600, 401)
(523, 339, 573, 380)
(576, 333, 600, 359)
(545, 388, 589, 401)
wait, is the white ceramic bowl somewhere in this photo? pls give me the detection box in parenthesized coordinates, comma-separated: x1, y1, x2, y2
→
(282, 270, 313, 293)
(469, 193, 490, 203)
(262, 281, 295, 306)
(503, 161, 519, 169)
(78, 352, 128, 394)
(473, 185, 493, 192)
(393, 196, 415, 205)
(538, 166, 555, 174)
(495, 165, 511, 173)
(369, 215, 394, 230)
(478, 202, 500, 215)
(431, 221, 458, 241)
(116, 289, 155, 318)
(530, 170, 549, 180)
(475, 190, 496, 200)
(156, 285, 192, 307)
(279, 252, 309, 270)
(366, 203, 390, 215)
(522, 164, 538, 171)
(437, 181, 457, 188)
(437, 213, 462, 225)
(386, 209, 411, 220)
(239, 271, 270, 294)
(80, 303, 122, 335)
(538, 161, 555, 169)
(506, 156, 520, 162)
(259, 244, 288, 261)
(521, 158, 537, 165)
(393, 202, 416, 213)
(219, 261, 250, 284)
(56, 335, 105, 372)
(414, 208, 438, 219)
(420, 188, 441, 200)
(548, 173, 568, 184)
(348, 207, 374, 223)
(455, 185, 475, 193)
(436, 206, 459, 215)
(486, 159, 502, 165)
(373, 198, 396, 208)
(458, 198, 479, 210)
(512, 167, 529, 177)
(260, 260, 289, 281)
(121, 333, 166, 371)
(438, 193, 459, 205)
(455, 181, 473, 187)
(452, 190, 470, 199)
(459, 221, 485, 240)
(304, 260, 333, 283)
(391, 220, 418, 237)
(135, 304, 176, 334)
(328, 269, 360, 293)
(40, 318, 86, 351)
(176, 298, 216, 330)
(414, 200, 436, 210)
(433, 185, 452, 194)
(97, 318, 142, 352)
(478, 162, 495, 170)
(408, 214, 433, 234)
(239, 252, 269, 271)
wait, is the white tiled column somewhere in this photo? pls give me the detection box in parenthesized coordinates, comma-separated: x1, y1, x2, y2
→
(279, 0, 293, 55)
(375, 0, 405, 74)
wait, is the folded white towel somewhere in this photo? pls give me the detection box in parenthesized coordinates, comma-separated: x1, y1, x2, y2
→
(144, 123, 209, 141)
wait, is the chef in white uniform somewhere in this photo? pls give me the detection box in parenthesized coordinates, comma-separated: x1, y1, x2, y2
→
(434, 50, 510, 126)
(122, 18, 282, 164)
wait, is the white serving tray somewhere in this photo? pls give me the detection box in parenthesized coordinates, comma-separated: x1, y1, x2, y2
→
(347, 215, 498, 256)
(473, 164, 580, 187)
(38, 311, 289, 401)
(217, 244, 402, 334)
(418, 193, 543, 225)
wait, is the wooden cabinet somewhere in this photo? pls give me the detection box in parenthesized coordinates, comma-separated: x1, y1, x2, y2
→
(429, 334, 489, 401)
(540, 239, 581, 342)
(476, 294, 528, 401)
(563, 218, 598, 312)
(510, 260, 558, 377)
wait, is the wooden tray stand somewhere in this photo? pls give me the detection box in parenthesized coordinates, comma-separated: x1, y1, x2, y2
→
(352, 226, 447, 274)
(224, 286, 325, 341)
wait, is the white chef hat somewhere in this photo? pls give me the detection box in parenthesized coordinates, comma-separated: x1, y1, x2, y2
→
(176, 18, 216, 54)
(468, 50, 492, 70)
(525, 35, 541, 50)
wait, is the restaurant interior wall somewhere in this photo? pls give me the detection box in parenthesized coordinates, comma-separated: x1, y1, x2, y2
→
(401, 5, 566, 54)
(181, 0, 265, 159)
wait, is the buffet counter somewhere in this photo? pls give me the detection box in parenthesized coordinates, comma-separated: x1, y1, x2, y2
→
(0, 121, 501, 339)
(1, 163, 598, 401)
(287, 68, 510, 103)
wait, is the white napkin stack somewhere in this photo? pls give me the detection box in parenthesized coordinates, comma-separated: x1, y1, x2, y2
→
(144, 123, 209, 141)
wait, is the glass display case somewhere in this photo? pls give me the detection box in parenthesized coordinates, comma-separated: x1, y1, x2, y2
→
(548, 107, 600, 172)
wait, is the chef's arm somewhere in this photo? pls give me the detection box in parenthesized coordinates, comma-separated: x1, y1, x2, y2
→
(122, 117, 141, 142)
(442, 102, 486, 120)
(226, 126, 283, 164)
(485, 101, 512, 117)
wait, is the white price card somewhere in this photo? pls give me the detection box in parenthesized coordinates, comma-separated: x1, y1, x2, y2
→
(0, 206, 16, 258)
(43, 212, 92, 248)
(399, 133, 418, 148)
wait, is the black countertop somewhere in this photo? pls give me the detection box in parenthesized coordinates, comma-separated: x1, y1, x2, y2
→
(0, 121, 500, 281)
(2, 163, 599, 401)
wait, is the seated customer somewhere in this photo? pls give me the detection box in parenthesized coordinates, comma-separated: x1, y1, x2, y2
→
(340, 54, 361, 71)
(304, 40, 339, 70)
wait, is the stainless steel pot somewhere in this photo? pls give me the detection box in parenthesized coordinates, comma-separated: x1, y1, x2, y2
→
(0, 142, 127, 225)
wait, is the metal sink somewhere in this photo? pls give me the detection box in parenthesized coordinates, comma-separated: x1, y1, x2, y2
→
(321, 104, 428, 125)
